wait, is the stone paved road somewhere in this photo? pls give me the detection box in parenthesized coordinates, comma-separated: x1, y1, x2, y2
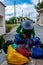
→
(1, 57, 43, 65)
(34, 25, 43, 43)
(3, 25, 43, 43)
(0, 24, 43, 65)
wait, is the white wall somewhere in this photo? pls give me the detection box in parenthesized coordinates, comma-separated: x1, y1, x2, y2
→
(0, 3, 5, 35)
(0, 3, 5, 16)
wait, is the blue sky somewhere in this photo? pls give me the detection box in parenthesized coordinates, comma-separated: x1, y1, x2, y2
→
(4, 0, 32, 5)
(0, 0, 42, 21)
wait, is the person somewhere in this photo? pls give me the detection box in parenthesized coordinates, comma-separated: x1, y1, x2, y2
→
(16, 20, 35, 39)
(14, 20, 36, 50)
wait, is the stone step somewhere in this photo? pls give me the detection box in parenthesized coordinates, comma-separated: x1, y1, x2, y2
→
(0, 50, 43, 65)
(1, 59, 43, 65)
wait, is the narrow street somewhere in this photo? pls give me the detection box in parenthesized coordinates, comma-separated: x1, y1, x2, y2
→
(3, 24, 43, 43)
(0, 24, 43, 65)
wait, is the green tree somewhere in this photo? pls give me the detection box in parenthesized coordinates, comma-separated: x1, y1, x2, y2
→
(26, 17, 30, 20)
(35, 1, 43, 11)
(8, 17, 17, 24)
(35, 0, 43, 21)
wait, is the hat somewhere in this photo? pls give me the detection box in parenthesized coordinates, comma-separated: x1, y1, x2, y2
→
(21, 20, 33, 30)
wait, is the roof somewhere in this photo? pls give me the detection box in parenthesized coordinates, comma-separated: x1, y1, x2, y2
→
(0, 1, 6, 7)
(38, 8, 43, 12)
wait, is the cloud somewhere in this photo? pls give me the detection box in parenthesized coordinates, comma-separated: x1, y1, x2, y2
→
(5, 3, 37, 21)
(0, 0, 4, 2)
(31, 0, 42, 5)
(5, 5, 14, 20)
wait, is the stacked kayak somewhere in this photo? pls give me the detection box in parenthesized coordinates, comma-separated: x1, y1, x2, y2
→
(7, 44, 30, 65)
(5, 35, 43, 65)
(31, 46, 43, 59)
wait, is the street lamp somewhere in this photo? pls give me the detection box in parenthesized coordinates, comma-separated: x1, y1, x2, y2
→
(38, 0, 40, 3)
(22, 9, 23, 17)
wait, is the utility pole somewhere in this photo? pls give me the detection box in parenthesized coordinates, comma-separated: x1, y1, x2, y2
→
(22, 10, 23, 17)
(14, 0, 16, 17)
(14, 0, 17, 24)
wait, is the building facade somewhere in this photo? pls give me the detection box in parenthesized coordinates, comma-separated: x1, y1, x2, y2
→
(17, 17, 27, 24)
(36, 8, 43, 26)
(0, 2, 6, 35)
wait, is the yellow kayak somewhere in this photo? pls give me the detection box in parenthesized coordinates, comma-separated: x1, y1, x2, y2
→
(7, 45, 29, 65)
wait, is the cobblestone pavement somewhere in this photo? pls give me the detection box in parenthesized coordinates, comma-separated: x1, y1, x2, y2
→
(0, 24, 43, 65)
(1, 57, 43, 65)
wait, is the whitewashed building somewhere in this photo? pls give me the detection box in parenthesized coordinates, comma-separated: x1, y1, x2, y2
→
(0, 2, 6, 35)
(36, 8, 43, 26)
